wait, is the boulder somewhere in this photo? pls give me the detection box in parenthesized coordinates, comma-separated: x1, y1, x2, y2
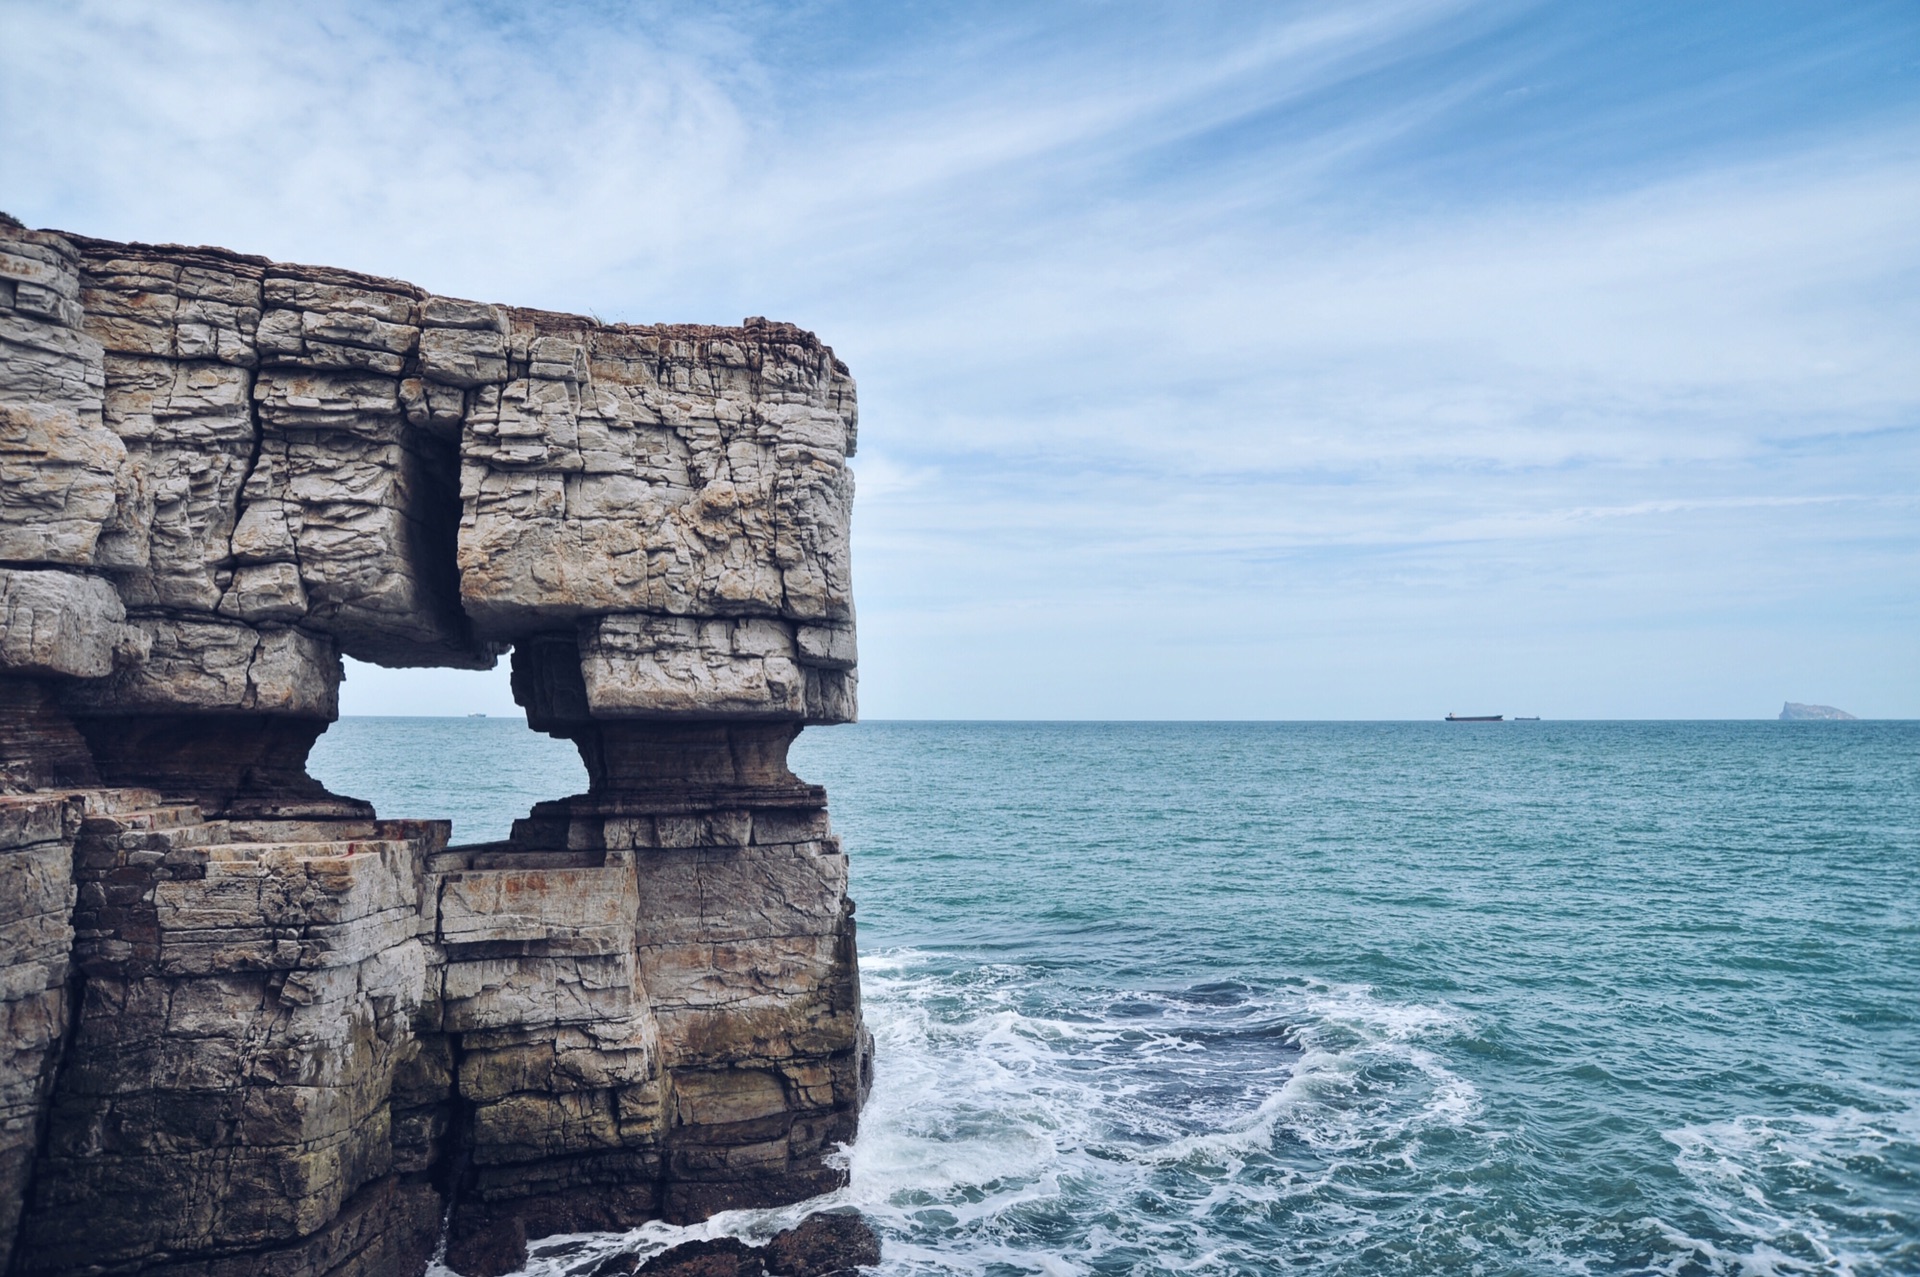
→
(589, 1212, 883, 1277)
(765, 1211, 884, 1277)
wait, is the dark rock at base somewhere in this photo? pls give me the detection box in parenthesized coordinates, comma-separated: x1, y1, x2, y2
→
(443, 1211, 528, 1277)
(637, 1237, 766, 1277)
(765, 1212, 883, 1277)
(663, 1165, 852, 1228)
(595, 1213, 881, 1277)
(447, 1184, 669, 1277)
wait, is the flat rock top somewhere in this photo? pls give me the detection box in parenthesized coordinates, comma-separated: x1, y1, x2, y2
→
(1780, 702, 1857, 721)
(2, 219, 859, 724)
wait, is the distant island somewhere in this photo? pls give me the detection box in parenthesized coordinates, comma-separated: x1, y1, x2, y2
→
(1780, 702, 1857, 721)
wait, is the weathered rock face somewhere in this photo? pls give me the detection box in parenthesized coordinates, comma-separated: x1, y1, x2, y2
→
(0, 215, 868, 1277)
(0, 795, 81, 1277)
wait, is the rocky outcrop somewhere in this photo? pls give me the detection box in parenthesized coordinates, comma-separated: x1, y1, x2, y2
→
(598, 1211, 881, 1277)
(0, 215, 869, 1277)
(1779, 702, 1856, 721)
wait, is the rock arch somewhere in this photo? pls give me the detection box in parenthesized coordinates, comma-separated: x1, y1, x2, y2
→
(0, 216, 868, 1276)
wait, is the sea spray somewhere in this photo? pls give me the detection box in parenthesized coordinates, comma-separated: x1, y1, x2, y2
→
(840, 953, 1497, 1276)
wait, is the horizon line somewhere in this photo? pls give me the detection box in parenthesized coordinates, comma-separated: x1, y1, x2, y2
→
(331, 715, 1903, 723)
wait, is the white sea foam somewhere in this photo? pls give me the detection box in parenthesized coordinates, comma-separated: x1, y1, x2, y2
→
(834, 950, 1491, 1275)
(838, 951, 1918, 1273)
(1652, 1099, 1920, 1277)
(475, 950, 1920, 1277)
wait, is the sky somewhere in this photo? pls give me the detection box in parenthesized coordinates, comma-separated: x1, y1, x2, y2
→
(3, 0, 1915, 719)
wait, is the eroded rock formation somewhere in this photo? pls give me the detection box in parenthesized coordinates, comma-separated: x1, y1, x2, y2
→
(0, 214, 869, 1277)
(1778, 702, 1856, 721)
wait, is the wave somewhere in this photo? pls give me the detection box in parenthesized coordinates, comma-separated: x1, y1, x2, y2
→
(1652, 1100, 1920, 1277)
(834, 950, 1491, 1276)
(468, 951, 1919, 1277)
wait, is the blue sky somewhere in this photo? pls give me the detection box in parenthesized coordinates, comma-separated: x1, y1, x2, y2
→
(4, 0, 1915, 718)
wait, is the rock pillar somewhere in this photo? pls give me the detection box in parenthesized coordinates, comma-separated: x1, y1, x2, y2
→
(435, 307, 868, 1270)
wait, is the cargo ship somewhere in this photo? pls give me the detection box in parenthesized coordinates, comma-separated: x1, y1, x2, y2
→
(1445, 713, 1503, 722)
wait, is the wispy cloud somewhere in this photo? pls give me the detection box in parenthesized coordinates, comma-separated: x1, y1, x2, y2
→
(3, 0, 1914, 717)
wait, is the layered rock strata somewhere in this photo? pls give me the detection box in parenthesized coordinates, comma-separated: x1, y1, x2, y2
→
(0, 795, 79, 1276)
(0, 215, 868, 1277)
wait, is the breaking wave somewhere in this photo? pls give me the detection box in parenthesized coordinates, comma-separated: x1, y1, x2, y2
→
(810, 951, 1492, 1276)
(476, 950, 1919, 1277)
(1651, 1101, 1920, 1277)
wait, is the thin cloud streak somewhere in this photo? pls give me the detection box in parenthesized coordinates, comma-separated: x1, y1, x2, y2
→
(2, 0, 1913, 717)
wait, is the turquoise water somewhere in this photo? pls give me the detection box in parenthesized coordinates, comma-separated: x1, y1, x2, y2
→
(311, 720, 1920, 1275)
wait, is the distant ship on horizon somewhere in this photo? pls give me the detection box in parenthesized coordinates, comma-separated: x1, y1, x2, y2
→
(1445, 713, 1503, 722)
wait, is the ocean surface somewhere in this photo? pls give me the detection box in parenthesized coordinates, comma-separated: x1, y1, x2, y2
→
(310, 720, 1920, 1276)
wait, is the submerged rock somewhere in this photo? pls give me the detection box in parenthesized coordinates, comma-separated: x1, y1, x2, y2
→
(0, 218, 870, 1277)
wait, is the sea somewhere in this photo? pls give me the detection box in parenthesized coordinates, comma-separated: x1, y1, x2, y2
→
(310, 719, 1920, 1276)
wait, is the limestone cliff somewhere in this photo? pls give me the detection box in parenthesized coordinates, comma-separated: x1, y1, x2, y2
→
(0, 215, 869, 1277)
